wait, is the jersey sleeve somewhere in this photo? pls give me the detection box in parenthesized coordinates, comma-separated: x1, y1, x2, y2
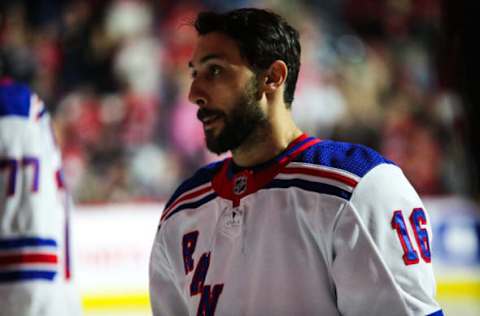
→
(331, 163, 443, 316)
(149, 226, 190, 316)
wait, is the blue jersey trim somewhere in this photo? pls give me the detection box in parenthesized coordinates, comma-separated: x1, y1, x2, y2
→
(251, 136, 317, 172)
(265, 179, 352, 200)
(426, 310, 444, 316)
(293, 140, 393, 178)
(284, 136, 317, 157)
(164, 161, 223, 210)
(0, 237, 57, 249)
(0, 82, 31, 118)
(0, 270, 57, 283)
(163, 192, 218, 222)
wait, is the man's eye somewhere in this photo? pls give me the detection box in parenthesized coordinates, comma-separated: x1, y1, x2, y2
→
(209, 65, 222, 76)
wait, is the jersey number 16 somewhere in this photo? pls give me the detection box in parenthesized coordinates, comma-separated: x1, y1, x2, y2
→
(391, 208, 431, 265)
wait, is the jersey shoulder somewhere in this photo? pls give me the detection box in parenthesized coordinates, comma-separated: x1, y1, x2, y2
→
(0, 80, 47, 122)
(162, 160, 224, 214)
(0, 81, 33, 118)
(293, 139, 394, 177)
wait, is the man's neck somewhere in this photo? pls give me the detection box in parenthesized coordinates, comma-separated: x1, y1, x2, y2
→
(231, 114, 302, 168)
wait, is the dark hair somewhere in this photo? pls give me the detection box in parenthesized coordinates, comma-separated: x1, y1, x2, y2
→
(0, 49, 36, 84)
(194, 8, 301, 107)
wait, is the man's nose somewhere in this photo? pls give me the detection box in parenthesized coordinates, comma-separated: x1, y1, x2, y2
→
(188, 81, 208, 107)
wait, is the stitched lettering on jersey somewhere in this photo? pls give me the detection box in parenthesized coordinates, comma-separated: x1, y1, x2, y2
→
(392, 210, 419, 265)
(0, 156, 40, 196)
(197, 284, 224, 316)
(183, 231, 199, 275)
(190, 252, 211, 296)
(182, 232, 224, 315)
(391, 208, 431, 265)
(409, 208, 431, 263)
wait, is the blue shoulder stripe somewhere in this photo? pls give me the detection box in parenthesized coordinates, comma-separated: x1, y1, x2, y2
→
(164, 160, 223, 210)
(0, 270, 57, 283)
(265, 178, 352, 200)
(293, 140, 393, 178)
(427, 310, 444, 316)
(0, 237, 57, 249)
(163, 192, 218, 222)
(0, 82, 32, 118)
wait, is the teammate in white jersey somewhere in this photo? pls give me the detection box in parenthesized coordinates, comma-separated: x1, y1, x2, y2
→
(0, 74, 82, 315)
(149, 8, 443, 316)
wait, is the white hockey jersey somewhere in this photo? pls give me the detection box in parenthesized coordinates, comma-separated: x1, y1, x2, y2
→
(0, 79, 82, 316)
(150, 134, 443, 316)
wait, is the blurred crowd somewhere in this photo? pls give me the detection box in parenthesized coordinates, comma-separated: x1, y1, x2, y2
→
(0, 0, 474, 203)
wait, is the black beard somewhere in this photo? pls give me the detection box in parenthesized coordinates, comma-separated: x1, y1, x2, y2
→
(199, 77, 268, 155)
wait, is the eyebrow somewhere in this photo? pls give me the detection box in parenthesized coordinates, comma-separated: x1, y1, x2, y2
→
(188, 53, 226, 68)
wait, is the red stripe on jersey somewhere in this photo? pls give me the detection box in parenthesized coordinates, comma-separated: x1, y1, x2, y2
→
(278, 138, 321, 165)
(161, 185, 213, 221)
(0, 253, 58, 266)
(56, 169, 65, 189)
(282, 166, 358, 188)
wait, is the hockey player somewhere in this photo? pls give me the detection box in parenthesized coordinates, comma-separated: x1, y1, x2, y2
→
(0, 64, 82, 315)
(149, 8, 443, 316)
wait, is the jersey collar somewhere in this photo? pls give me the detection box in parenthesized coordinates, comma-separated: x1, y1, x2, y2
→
(212, 133, 320, 206)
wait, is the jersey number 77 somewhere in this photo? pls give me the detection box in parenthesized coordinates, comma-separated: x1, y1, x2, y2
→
(0, 157, 40, 196)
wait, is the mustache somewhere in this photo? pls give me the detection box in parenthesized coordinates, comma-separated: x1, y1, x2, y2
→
(197, 108, 225, 121)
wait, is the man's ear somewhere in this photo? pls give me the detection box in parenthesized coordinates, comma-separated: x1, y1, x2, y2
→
(263, 60, 288, 94)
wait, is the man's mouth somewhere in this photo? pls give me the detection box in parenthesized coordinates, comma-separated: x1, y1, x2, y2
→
(197, 110, 224, 130)
(202, 114, 222, 130)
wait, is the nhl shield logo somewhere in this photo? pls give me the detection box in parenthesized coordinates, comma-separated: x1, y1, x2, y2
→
(233, 175, 248, 195)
